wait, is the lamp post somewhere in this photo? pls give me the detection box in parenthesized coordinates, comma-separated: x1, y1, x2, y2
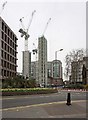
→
(55, 49, 63, 60)
(55, 49, 63, 79)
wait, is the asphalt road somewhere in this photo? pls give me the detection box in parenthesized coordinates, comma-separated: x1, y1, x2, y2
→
(2, 90, 86, 109)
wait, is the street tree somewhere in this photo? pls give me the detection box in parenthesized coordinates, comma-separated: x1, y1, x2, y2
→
(64, 48, 85, 79)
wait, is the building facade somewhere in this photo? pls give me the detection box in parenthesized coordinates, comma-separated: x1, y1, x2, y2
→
(50, 60, 63, 86)
(70, 57, 88, 84)
(31, 61, 36, 80)
(47, 61, 52, 86)
(31, 60, 63, 87)
(71, 60, 83, 84)
(83, 57, 88, 84)
(0, 17, 18, 80)
(38, 36, 47, 87)
(51, 60, 62, 79)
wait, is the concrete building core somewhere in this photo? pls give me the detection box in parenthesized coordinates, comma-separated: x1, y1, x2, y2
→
(38, 36, 47, 87)
(22, 51, 31, 79)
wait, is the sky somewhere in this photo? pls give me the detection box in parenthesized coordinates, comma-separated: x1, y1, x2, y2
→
(0, 0, 86, 79)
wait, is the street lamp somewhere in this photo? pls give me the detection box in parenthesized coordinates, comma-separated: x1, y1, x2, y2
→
(55, 49, 63, 60)
(55, 49, 63, 79)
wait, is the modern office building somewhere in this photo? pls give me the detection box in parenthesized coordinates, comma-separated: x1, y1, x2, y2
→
(38, 36, 47, 87)
(51, 60, 62, 78)
(22, 51, 31, 79)
(0, 17, 18, 80)
(50, 60, 63, 86)
(47, 61, 52, 77)
(31, 60, 63, 87)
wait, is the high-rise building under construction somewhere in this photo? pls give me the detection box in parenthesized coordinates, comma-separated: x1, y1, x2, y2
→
(19, 10, 36, 79)
(22, 51, 31, 79)
(38, 36, 47, 87)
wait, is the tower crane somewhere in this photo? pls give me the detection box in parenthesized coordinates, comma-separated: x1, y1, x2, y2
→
(32, 43, 38, 55)
(42, 18, 51, 37)
(32, 42, 38, 61)
(0, 1, 7, 15)
(19, 10, 36, 51)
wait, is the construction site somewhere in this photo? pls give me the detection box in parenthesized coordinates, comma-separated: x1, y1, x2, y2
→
(0, 1, 56, 87)
(18, 9, 51, 87)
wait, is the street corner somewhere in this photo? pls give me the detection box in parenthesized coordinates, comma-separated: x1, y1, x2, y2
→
(40, 100, 86, 118)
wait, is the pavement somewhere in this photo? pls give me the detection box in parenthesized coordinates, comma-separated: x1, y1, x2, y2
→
(2, 100, 87, 119)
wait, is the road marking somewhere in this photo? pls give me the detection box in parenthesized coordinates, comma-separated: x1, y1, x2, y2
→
(2, 96, 28, 100)
(2, 97, 16, 100)
(0, 100, 86, 112)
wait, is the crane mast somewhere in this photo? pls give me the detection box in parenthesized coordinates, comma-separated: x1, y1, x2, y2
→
(0, 1, 7, 15)
(42, 18, 51, 37)
(32, 43, 38, 61)
(19, 10, 36, 51)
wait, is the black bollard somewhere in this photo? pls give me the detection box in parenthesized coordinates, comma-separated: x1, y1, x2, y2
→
(66, 92, 71, 105)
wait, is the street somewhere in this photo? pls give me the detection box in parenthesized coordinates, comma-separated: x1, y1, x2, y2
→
(1, 90, 87, 118)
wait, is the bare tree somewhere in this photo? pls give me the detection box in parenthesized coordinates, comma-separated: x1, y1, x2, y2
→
(64, 48, 85, 79)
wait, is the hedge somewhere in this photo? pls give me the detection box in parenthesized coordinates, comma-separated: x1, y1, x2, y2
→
(1, 88, 58, 96)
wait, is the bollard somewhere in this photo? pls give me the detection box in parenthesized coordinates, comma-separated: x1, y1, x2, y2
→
(66, 92, 71, 105)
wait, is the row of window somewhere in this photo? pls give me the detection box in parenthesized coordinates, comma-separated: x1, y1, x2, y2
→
(1, 45, 17, 58)
(1, 69, 16, 77)
(1, 50, 17, 64)
(2, 22, 17, 42)
(2, 31, 17, 49)
(1, 60, 16, 71)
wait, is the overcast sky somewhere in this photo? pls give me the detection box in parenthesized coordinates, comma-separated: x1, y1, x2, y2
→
(0, 0, 86, 79)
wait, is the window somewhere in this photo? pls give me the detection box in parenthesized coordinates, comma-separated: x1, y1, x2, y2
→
(1, 60, 3, 67)
(5, 26, 7, 33)
(5, 34, 7, 42)
(8, 29, 10, 36)
(10, 32, 12, 38)
(2, 31, 4, 40)
(5, 44, 6, 50)
(1, 50, 3, 58)
(1, 41, 3, 49)
(8, 37, 9, 44)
